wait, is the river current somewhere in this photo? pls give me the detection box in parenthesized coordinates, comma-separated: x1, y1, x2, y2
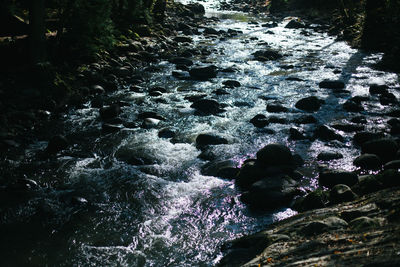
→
(1, 0, 399, 266)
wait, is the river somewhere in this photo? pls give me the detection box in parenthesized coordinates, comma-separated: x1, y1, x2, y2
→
(1, 0, 399, 266)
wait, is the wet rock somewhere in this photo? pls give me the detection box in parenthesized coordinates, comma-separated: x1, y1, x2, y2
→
(256, 143, 293, 167)
(376, 169, 400, 187)
(149, 91, 163, 97)
(314, 125, 344, 141)
(184, 94, 207, 102)
(295, 96, 324, 112)
(266, 103, 288, 113)
(250, 114, 269, 128)
(100, 104, 121, 121)
(253, 49, 283, 61)
(317, 151, 343, 161)
(169, 57, 193, 66)
(91, 85, 105, 95)
(222, 80, 241, 88)
(329, 184, 357, 204)
(268, 116, 288, 124)
(353, 154, 382, 170)
(201, 160, 239, 179)
(115, 147, 154, 165)
(196, 133, 228, 149)
(203, 27, 220, 35)
(289, 127, 307, 140)
(102, 123, 124, 133)
(292, 189, 328, 212)
(319, 80, 345, 89)
(191, 99, 225, 115)
(354, 175, 383, 195)
(353, 131, 385, 146)
(214, 89, 229, 95)
(235, 160, 268, 189)
(369, 84, 389, 95)
(350, 216, 383, 231)
(294, 115, 317, 124)
(172, 70, 190, 80)
(319, 169, 358, 188)
(361, 138, 398, 162)
(174, 36, 193, 43)
(138, 112, 166, 121)
(285, 19, 306, 29)
(262, 21, 278, 28)
(142, 118, 160, 128)
(70, 196, 89, 206)
(186, 3, 205, 15)
(189, 65, 218, 80)
(343, 100, 364, 112)
(46, 135, 69, 153)
(158, 128, 176, 139)
(384, 160, 400, 170)
(331, 123, 364, 133)
(241, 175, 299, 210)
(351, 116, 367, 124)
(380, 92, 397, 105)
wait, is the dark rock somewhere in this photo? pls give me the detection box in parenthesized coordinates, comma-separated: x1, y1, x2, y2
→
(353, 154, 382, 170)
(319, 80, 345, 89)
(102, 123, 124, 133)
(174, 36, 193, 43)
(319, 169, 358, 188)
(189, 65, 218, 80)
(186, 3, 205, 15)
(214, 89, 229, 95)
(253, 49, 283, 61)
(267, 103, 288, 113)
(294, 115, 317, 124)
(317, 152, 343, 161)
(384, 160, 400, 170)
(285, 19, 306, 29)
(46, 135, 68, 153)
(115, 147, 154, 165)
(268, 116, 288, 124)
(203, 27, 219, 35)
(241, 175, 299, 210)
(191, 99, 225, 115)
(250, 114, 269, 128)
(292, 189, 328, 212)
(158, 128, 176, 139)
(142, 118, 161, 129)
(314, 125, 343, 141)
(256, 143, 293, 167)
(169, 57, 193, 66)
(149, 91, 163, 97)
(369, 84, 389, 95)
(302, 217, 348, 236)
(343, 100, 364, 112)
(91, 85, 105, 95)
(138, 112, 166, 121)
(329, 184, 357, 204)
(354, 175, 383, 195)
(353, 131, 385, 146)
(361, 138, 398, 162)
(100, 104, 121, 121)
(196, 133, 228, 148)
(223, 80, 241, 88)
(295, 96, 324, 112)
(380, 92, 397, 105)
(376, 169, 400, 187)
(235, 160, 268, 189)
(289, 127, 307, 140)
(201, 160, 239, 179)
(351, 116, 367, 124)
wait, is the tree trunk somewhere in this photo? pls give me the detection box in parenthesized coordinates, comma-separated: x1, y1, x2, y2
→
(29, 0, 46, 65)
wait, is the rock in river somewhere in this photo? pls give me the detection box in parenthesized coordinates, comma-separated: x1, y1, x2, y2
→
(256, 143, 294, 167)
(189, 65, 218, 80)
(319, 169, 358, 188)
(196, 133, 228, 148)
(295, 96, 324, 112)
(319, 79, 345, 89)
(191, 99, 225, 115)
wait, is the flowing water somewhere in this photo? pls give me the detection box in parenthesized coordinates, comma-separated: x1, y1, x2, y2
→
(1, 1, 399, 266)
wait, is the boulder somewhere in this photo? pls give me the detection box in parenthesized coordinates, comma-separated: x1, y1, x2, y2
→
(361, 138, 398, 162)
(295, 96, 324, 112)
(174, 36, 193, 43)
(317, 152, 343, 161)
(241, 175, 299, 210)
(250, 114, 269, 128)
(158, 128, 176, 139)
(191, 99, 225, 115)
(285, 19, 306, 29)
(223, 80, 241, 88)
(267, 103, 288, 113)
(350, 216, 383, 231)
(292, 189, 328, 212)
(253, 49, 283, 61)
(169, 57, 193, 66)
(189, 65, 218, 80)
(329, 184, 357, 204)
(201, 160, 239, 179)
(46, 135, 69, 153)
(369, 84, 388, 95)
(99, 104, 121, 121)
(256, 143, 293, 167)
(343, 100, 364, 112)
(314, 125, 343, 141)
(319, 80, 345, 89)
(319, 169, 358, 188)
(196, 133, 228, 148)
(384, 160, 400, 170)
(289, 127, 307, 140)
(294, 115, 317, 124)
(353, 131, 385, 146)
(353, 154, 382, 170)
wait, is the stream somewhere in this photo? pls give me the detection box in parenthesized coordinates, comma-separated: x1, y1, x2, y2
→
(1, 0, 399, 266)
